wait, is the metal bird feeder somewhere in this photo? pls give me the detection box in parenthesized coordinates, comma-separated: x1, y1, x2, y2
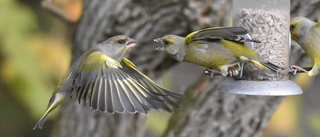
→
(216, 0, 302, 96)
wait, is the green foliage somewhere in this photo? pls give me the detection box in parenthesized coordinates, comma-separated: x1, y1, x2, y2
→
(0, 0, 54, 118)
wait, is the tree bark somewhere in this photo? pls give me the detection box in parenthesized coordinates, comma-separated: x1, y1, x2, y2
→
(53, 0, 320, 137)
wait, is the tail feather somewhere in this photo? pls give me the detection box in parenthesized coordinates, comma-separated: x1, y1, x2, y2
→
(250, 59, 284, 73)
(239, 56, 284, 74)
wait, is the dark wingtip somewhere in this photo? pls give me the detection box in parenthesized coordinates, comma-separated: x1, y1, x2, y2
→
(262, 62, 285, 74)
(251, 39, 261, 43)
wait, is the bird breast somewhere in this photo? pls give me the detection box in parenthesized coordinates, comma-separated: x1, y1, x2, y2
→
(185, 44, 235, 69)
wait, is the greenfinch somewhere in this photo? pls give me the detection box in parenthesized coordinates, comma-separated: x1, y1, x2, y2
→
(33, 35, 182, 130)
(290, 17, 320, 76)
(154, 27, 282, 77)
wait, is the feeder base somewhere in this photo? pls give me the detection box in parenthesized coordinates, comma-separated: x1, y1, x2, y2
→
(216, 79, 302, 96)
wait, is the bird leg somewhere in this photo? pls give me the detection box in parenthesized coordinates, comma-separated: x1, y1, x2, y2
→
(204, 68, 240, 78)
(289, 65, 312, 75)
(204, 69, 222, 78)
(230, 63, 243, 79)
(204, 63, 244, 79)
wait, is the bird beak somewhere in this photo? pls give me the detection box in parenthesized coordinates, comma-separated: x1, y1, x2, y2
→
(153, 38, 162, 43)
(153, 38, 164, 51)
(155, 47, 164, 51)
(126, 38, 137, 49)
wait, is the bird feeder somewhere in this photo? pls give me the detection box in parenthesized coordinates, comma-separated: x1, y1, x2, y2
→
(216, 0, 302, 95)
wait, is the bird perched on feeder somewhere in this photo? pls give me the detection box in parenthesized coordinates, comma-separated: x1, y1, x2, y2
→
(290, 17, 320, 76)
(33, 35, 183, 130)
(154, 27, 282, 77)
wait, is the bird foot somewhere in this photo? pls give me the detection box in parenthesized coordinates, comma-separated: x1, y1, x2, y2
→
(289, 65, 309, 75)
(204, 68, 239, 78)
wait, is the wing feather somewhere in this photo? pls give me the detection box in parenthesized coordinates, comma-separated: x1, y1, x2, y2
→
(116, 70, 160, 113)
(113, 70, 136, 113)
(109, 71, 125, 113)
(184, 27, 257, 45)
(106, 71, 114, 113)
(90, 73, 100, 109)
(69, 51, 181, 114)
(98, 77, 106, 112)
(121, 58, 183, 109)
(121, 58, 182, 99)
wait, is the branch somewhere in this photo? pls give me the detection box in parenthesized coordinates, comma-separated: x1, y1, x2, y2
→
(41, 0, 75, 24)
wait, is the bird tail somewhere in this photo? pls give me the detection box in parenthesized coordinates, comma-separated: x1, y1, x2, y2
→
(33, 93, 64, 130)
(33, 110, 51, 130)
(239, 56, 284, 74)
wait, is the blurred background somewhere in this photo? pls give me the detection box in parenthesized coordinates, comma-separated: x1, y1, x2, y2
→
(0, 0, 319, 137)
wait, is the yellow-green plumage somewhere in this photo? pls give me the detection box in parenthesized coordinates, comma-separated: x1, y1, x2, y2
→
(290, 17, 320, 76)
(80, 51, 122, 72)
(155, 27, 281, 76)
(219, 40, 256, 58)
(34, 35, 182, 130)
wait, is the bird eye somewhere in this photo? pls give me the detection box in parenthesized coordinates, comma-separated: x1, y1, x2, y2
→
(290, 24, 295, 30)
(117, 39, 126, 44)
(163, 40, 170, 46)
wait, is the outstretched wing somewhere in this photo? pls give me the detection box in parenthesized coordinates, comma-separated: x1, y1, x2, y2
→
(120, 58, 184, 112)
(69, 51, 169, 114)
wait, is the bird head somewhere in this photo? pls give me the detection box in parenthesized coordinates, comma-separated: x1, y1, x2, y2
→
(154, 35, 186, 62)
(97, 35, 137, 60)
(290, 17, 315, 44)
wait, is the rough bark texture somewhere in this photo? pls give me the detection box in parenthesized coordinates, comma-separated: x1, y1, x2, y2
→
(53, 0, 320, 137)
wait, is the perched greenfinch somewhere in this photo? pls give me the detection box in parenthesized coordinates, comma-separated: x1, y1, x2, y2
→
(154, 27, 282, 77)
(290, 17, 320, 76)
(33, 35, 182, 130)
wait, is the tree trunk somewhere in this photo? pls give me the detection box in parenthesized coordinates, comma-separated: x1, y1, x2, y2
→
(53, 0, 320, 137)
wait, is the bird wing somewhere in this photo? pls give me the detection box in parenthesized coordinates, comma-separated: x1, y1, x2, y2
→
(120, 58, 183, 112)
(184, 27, 257, 45)
(70, 51, 168, 114)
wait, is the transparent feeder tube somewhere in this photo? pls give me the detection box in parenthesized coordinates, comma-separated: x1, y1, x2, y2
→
(216, 0, 302, 96)
(233, 0, 289, 80)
